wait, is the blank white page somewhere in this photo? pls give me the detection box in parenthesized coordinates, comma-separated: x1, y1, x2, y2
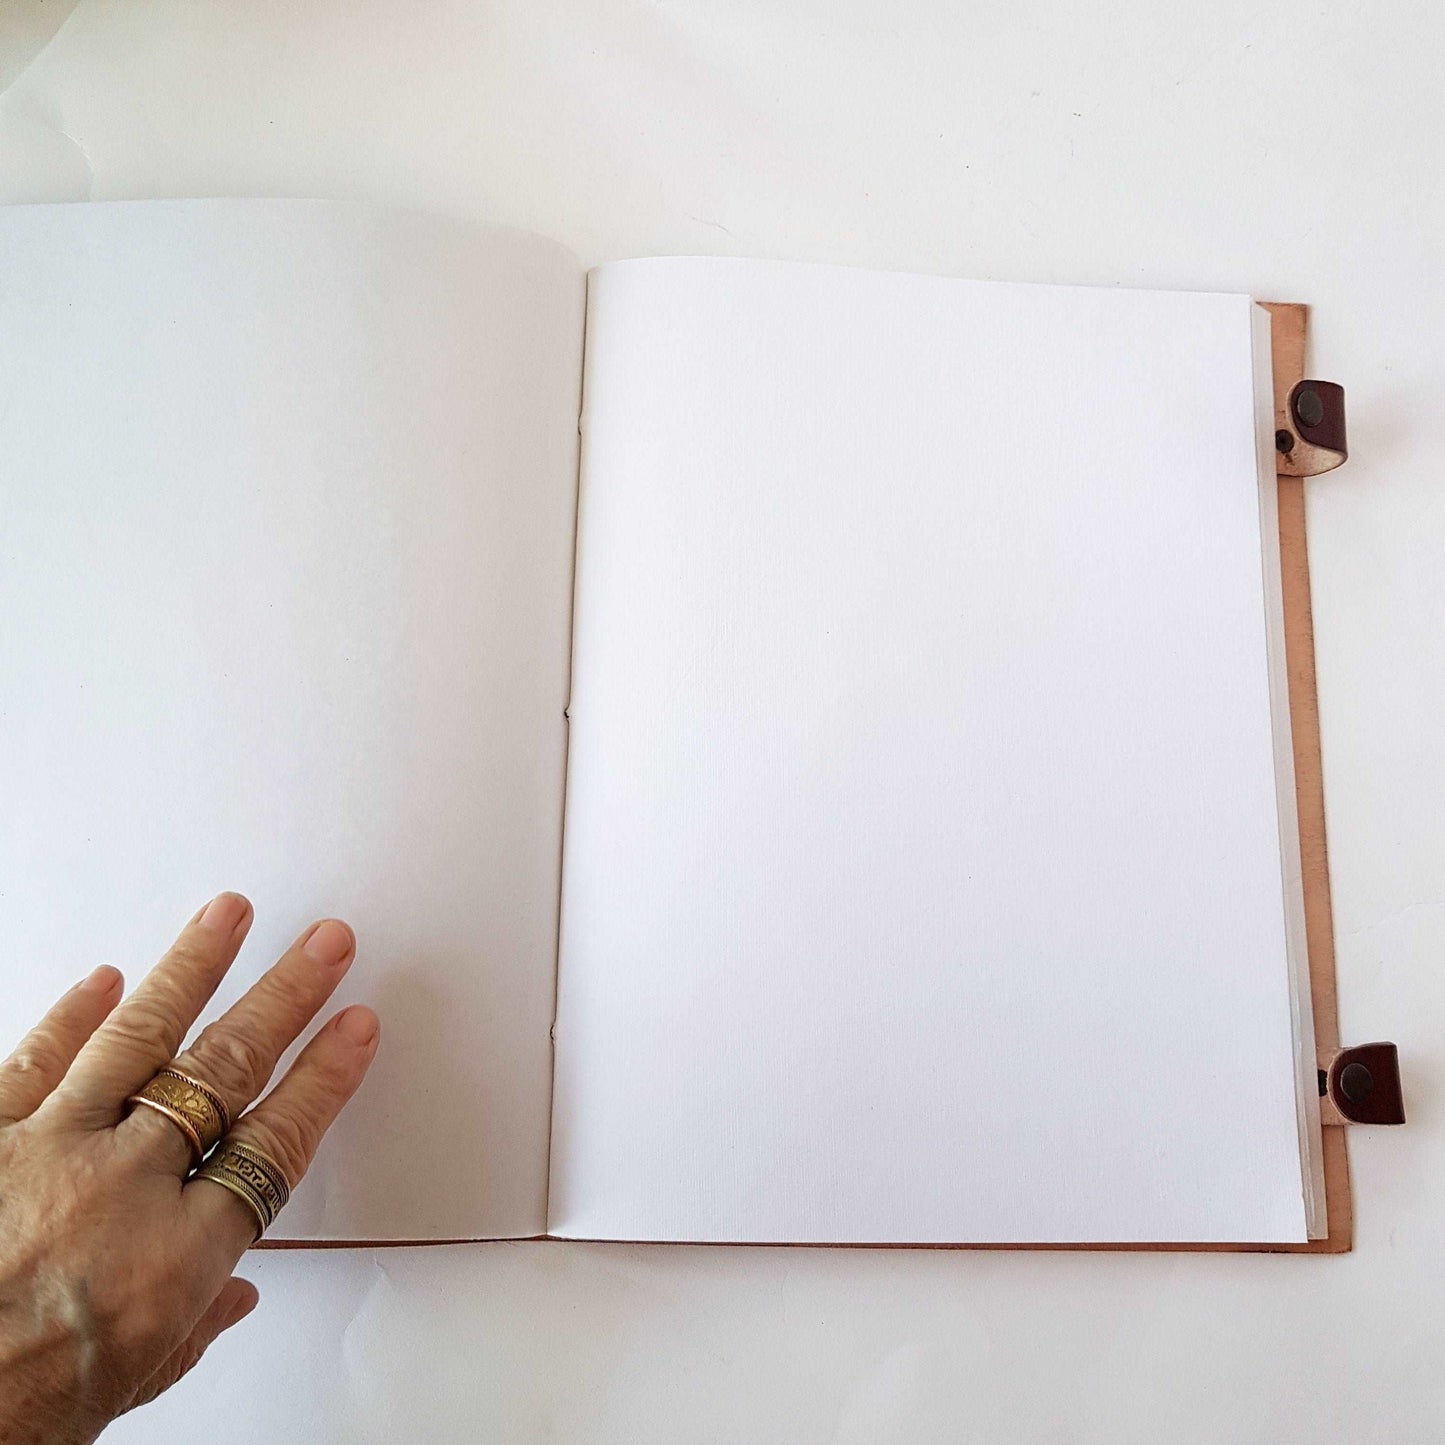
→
(550, 258, 1319, 1244)
(0, 201, 583, 1240)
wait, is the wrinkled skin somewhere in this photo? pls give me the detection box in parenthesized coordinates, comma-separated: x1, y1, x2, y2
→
(0, 896, 379, 1443)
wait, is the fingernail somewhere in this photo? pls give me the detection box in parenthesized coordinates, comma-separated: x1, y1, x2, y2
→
(79, 964, 123, 996)
(335, 1006, 379, 1047)
(199, 892, 249, 934)
(303, 919, 355, 968)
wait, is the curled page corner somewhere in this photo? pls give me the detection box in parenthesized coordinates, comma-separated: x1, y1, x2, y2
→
(0, 0, 83, 99)
(0, 92, 94, 202)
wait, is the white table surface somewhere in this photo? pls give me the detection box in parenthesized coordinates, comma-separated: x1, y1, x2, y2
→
(4, 2, 1441, 1440)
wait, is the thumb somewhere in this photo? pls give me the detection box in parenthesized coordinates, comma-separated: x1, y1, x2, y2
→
(123, 1276, 260, 1413)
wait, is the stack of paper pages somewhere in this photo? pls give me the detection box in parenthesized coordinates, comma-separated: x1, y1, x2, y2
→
(0, 200, 1323, 1246)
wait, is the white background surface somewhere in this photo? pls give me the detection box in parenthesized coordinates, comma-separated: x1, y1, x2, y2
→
(2, 1, 1439, 1440)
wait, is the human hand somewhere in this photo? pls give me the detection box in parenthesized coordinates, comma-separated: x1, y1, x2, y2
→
(0, 895, 379, 1444)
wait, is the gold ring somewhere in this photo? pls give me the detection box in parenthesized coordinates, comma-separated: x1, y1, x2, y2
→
(193, 1138, 292, 1241)
(125, 1067, 231, 1167)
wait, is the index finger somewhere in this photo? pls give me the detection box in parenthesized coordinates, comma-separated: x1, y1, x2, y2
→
(50, 893, 253, 1125)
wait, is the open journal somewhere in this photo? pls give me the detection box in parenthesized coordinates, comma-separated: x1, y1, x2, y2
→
(0, 200, 1328, 1247)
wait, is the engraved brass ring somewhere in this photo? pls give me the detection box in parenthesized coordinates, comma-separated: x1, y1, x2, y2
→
(194, 1138, 292, 1241)
(125, 1066, 231, 1168)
